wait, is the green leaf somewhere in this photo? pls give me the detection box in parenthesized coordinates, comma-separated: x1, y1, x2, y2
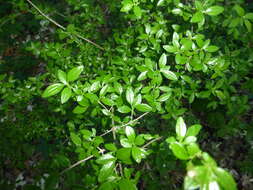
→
(61, 87, 72, 104)
(125, 126, 136, 142)
(101, 97, 114, 106)
(99, 182, 115, 190)
(137, 71, 148, 81)
(161, 68, 178, 81)
(234, 5, 245, 16)
(184, 136, 197, 144)
(120, 138, 132, 148)
(135, 135, 145, 146)
(186, 124, 202, 137)
(116, 148, 133, 164)
(90, 81, 100, 92)
(67, 66, 84, 82)
(214, 167, 237, 190)
(187, 143, 201, 157)
(132, 147, 143, 163)
(58, 70, 67, 84)
(172, 8, 182, 15)
(163, 45, 177, 53)
(126, 88, 134, 105)
(73, 105, 87, 114)
(118, 106, 132, 113)
(176, 117, 187, 139)
(170, 142, 189, 160)
(159, 53, 167, 68)
(205, 45, 219, 53)
(158, 93, 171, 102)
(133, 6, 142, 18)
(70, 133, 81, 146)
(96, 153, 116, 165)
(118, 179, 137, 190)
(244, 13, 253, 20)
(135, 104, 152, 112)
(98, 161, 115, 182)
(172, 32, 180, 48)
(244, 19, 252, 32)
(121, 0, 133, 12)
(191, 12, 204, 23)
(204, 6, 224, 16)
(42, 83, 64, 98)
(175, 54, 187, 65)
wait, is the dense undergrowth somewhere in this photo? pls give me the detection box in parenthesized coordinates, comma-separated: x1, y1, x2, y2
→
(0, 0, 253, 189)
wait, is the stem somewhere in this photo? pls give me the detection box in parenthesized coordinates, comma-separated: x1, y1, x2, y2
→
(25, 0, 104, 50)
(142, 137, 163, 149)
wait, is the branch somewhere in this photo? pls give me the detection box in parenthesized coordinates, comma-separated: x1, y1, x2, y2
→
(25, 0, 104, 50)
(142, 137, 163, 149)
(100, 112, 149, 137)
(60, 149, 105, 175)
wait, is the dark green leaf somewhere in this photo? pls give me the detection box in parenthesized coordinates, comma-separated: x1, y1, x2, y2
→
(70, 133, 81, 146)
(73, 105, 88, 114)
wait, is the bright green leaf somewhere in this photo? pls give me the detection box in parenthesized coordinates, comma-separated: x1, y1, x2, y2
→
(159, 53, 167, 68)
(135, 103, 152, 112)
(170, 142, 189, 160)
(186, 124, 202, 137)
(67, 66, 83, 82)
(118, 106, 132, 113)
(132, 147, 143, 163)
(42, 83, 64, 98)
(126, 88, 134, 105)
(176, 117, 187, 139)
(205, 6, 224, 16)
(161, 68, 178, 81)
(125, 126, 136, 142)
(98, 161, 115, 182)
(58, 70, 67, 84)
(61, 87, 72, 104)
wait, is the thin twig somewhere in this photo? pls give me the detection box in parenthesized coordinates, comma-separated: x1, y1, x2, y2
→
(61, 149, 105, 175)
(60, 155, 94, 175)
(142, 137, 163, 149)
(25, 0, 104, 50)
(100, 112, 149, 137)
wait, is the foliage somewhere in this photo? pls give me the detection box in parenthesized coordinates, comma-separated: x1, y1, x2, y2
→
(1, 0, 253, 189)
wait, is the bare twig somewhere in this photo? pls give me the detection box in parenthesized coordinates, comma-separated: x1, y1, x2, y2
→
(142, 137, 163, 149)
(61, 149, 105, 175)
(100, 112, 149, 137)
(25, 0, 104, 50)
(60, 155, 94, 175)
